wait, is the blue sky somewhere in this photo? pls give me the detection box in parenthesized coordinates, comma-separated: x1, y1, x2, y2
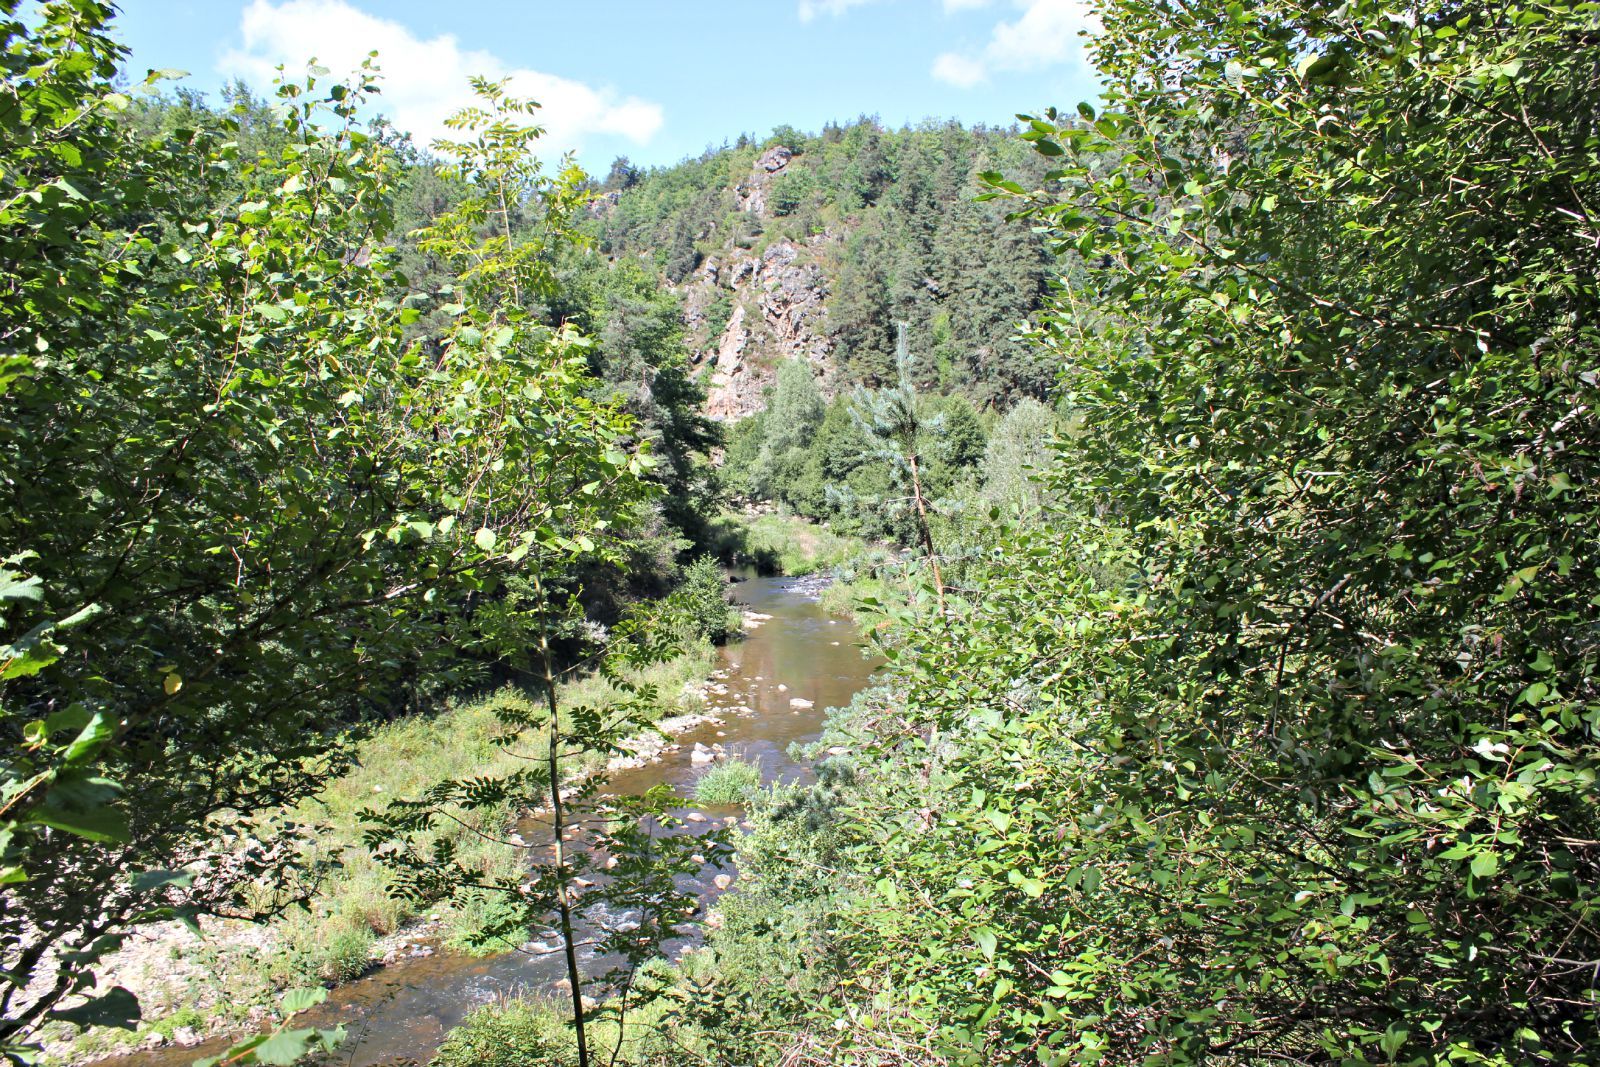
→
(112, 1, 1103, 173)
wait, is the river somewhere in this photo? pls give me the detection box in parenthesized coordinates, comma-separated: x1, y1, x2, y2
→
(106, 573, 877, 1067)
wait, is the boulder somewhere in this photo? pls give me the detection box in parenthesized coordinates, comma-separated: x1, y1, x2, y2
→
(758, 145, 793, 172)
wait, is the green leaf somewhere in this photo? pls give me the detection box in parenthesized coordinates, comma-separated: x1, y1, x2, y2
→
(62, 711, 115, 763)
(130, 869, 194, 893)
(279, 987, 327, 1014)
(33, 804, 129, 844)
(473, 527, 497, 552)
(48, 987, 140, 1031)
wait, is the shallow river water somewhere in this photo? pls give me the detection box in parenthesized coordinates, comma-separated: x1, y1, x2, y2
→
(108, 574, 877, 1067)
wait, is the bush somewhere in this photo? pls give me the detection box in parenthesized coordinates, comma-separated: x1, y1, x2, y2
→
(694, 759, 763, 805)
(274, 912, 374, 985)
(431, 999, 576, 1067)
(671, 556, 738, 645)
(315, 923, 373, 984)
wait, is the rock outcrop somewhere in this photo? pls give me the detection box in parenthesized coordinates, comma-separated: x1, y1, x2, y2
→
(673, 146, 838, 422)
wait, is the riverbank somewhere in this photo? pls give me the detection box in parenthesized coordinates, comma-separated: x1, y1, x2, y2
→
(51, 644, 722, 1065)
(709, 510, 865, 576)
(392, 573, 888, 1067)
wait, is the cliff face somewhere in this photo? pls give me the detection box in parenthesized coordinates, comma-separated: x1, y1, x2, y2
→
(677, 146, 836, 421)
(593, 119, 1061, 418)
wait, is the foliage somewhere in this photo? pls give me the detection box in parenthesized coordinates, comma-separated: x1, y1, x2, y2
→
(548, 253, 722, 548)
(431, 998, 577, 1067)
(977, 397, 1061, 520)
(709, 1, 1600, 1065)
(722, 367, 988, 551)
(0, 5, 602, 1054)
(593, 119, 1059, 406)
(194, 987, 342, 1067)
(742, 360, 827, 504)
(359, 84, 727, 1067)
(693, 759, 762, 806)
(706, 513, 863, 577)
(665, 557, 738, 645)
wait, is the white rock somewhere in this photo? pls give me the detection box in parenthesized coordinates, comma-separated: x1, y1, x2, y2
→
(789, 698, 814, 709)
(686, 812, 708, 823)
(713, 874, 734, 890)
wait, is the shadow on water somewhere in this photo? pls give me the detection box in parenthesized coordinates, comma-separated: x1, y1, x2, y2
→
(105, 574, 879, 1067)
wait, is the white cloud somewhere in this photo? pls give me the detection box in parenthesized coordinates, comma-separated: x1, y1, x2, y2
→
(219, 0, 662, 160)
(800, 0, 992, 21)
(798, 0, 880, 20)
(932, 52, 988, 87)
(931, 0, 1096, 87)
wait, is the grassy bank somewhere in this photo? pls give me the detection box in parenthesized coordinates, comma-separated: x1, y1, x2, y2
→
(264, 642, 717, 981)
(59, 643, 719, 1064)
(708, 511, 863, 576)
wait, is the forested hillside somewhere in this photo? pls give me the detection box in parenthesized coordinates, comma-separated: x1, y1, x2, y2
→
(3, 1, 1599, 1066)
(589, 120, 1062, 415)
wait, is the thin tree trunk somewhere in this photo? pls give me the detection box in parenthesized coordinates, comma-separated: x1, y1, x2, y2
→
(906, 451, 945, 610)
(538, 583, 590, 1067)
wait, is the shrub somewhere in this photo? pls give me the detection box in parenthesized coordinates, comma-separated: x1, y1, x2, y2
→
(694, 759, 763, 806)
(431, 999, 576, 1067)
(315, 923, 374, 984)
(671, 556, 738, 644)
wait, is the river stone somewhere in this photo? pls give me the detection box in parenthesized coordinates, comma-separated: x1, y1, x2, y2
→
(713, 874, 734, 890)
(686, 812, 708, 823)
(789, 697, 814, 708)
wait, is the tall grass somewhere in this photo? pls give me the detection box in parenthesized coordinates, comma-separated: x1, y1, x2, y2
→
(245, 642, 718, 986)
(693, 758, 763, 805)
(709, 512, 861, 576)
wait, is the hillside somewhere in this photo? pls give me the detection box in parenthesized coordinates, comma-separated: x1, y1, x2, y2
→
(584, 120, 1063, 418)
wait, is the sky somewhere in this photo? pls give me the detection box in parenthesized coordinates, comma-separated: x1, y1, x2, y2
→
(111, 0, 1104, 174)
